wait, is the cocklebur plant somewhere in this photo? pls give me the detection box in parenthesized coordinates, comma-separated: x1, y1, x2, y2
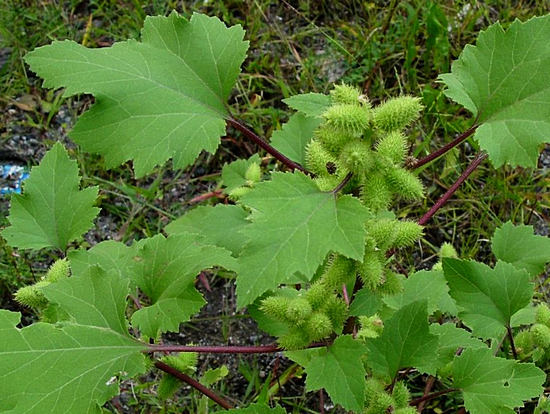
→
(1, 10, 550, 414)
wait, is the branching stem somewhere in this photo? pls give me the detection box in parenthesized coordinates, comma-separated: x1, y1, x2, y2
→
(410, 124, 478, 170)
(418, 151, 487, 226)
(227, 118, 309, 174)
(154, 360, 233, 409)
(410, 388, 459, 406)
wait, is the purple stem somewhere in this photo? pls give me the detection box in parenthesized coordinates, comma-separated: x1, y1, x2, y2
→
(418, 152, 487, 226)
(227, 118, 309, 174)
(331, 172, 353, 194)
(154, 360, 233, 409)
(410, 124, 478, 170)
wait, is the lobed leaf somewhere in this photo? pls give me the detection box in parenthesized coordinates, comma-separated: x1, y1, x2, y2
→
(2, 142, 99, 251)
(443, 258, 533, 339)
(25, 12, 249, 177)
(236, 172, 370, 307)
(453, 348, 545, 413)
(491, 221, 550, 276)
(439, 16, 550, 167)
(0, 310, 146, 414)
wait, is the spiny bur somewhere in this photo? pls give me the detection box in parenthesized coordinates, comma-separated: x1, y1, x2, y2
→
(339, 139, 373, 175)
(357, 315, 384, 339)
(305, 139, 338, 176)
(305, 282, 327, 310)
(305, 311, 333, 341)
(532, 324, 550, 349)
(15, 281, 50, 309)
(279, 328, 310, 350)
(358, 251, 384, 289)
(386, 168, 424, 201)
(285, 297, 313, 325)
(391, 381, 411, 408)
(535, 303, 550, 327)
(44, 258, 70, 282)
(393, 221, 423, 248)
(372, 96, 423, 132)
(323, 104, 370, 135)
(375, 131, 408, 165)
(515, 330, 535, 357)
(315, 125, 353, 155)
(321, 295, 348, 332)
(244, 162, 261, 184)
(367, 219, 396, 250)
(321, 254, 357, 290)
(330, 83, 366, 106)
(260, 296, 291, 321)
(361, 173, 392, 212)
(378, 271, 403, 295)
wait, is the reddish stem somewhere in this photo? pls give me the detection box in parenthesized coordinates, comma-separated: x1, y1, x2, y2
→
(331, 172, 353, 194)
(146, 342, 328, 354)
(507, 325, 518, 359)
(154, 360, 233, 409)
(410, 388, 459, 406)
(418, 152, 487, 226)
(410, 124, 478, 170)
(418, 375, 436, 412)
(227, 118, 309, 174)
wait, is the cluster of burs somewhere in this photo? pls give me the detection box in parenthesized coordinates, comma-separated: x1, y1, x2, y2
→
(516, 303, 550, 367)
(261, 85, 425, 354)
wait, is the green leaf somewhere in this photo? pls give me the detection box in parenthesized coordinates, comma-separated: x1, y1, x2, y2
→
(366, 300, 439, 380)
(0, 310, 146, 414)
(130, 234, 237, 337)
(283, 93, 331, 117)
(439, 16, 550, 167)
(41, 266, 130, 335)
(221, 154, 261, 193)
(491, 221, 550, 276)
(214, 403, 286, 413)
(25, 12, 249, 177)
(68, 240, 137, 282)
(383, 270, 457, 315)
(303, 335, 368, 412)
(349, 287, 382, 317)
(430, 323, 486, 367)
(270, 113, 321, 165)
(443, 258, 533, 339)
(165, 204, 249, 255)
(453, 348, 545, 414)
(236, 172, 370, 307)
(2, 142, 99, 251)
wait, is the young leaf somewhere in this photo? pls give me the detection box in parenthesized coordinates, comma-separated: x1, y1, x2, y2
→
(366, 300, 439, 380)
(0, 310, 146, 413)
(302, 335, 368, 412)
(270, 113, 322, 165)
(165, 204, 249, 256)
(383, 270, 457, 316)
(236, 172, 371, 307)
(491, 221, 550, 276)
(221, 154, 261, 193)
(439, 16, 550, 168)
(25, 12, 249, 177)
(443, 258, 533, 339)
(41, 266, 130, 335)
(283, 93, 331, 117)
(453, 348, 545, 414)
(2, 142, 99, 251)
(349, 287, 382, 317)
(130, 234, 237, 337)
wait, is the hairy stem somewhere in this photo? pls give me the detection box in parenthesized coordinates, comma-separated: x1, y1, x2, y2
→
(410, 124, 478, 170)
(227, 118, 309, 174)
(331, 172, 353, 194)
(418, 151, 488, 226)
(507, 325, 518, 359)
(154, 360, 233, 410)
(410, 388, 459, 406)
(146, 342, 329, 354)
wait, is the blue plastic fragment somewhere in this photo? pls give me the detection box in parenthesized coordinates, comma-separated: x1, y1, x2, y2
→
(1, 164, 29, 195)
